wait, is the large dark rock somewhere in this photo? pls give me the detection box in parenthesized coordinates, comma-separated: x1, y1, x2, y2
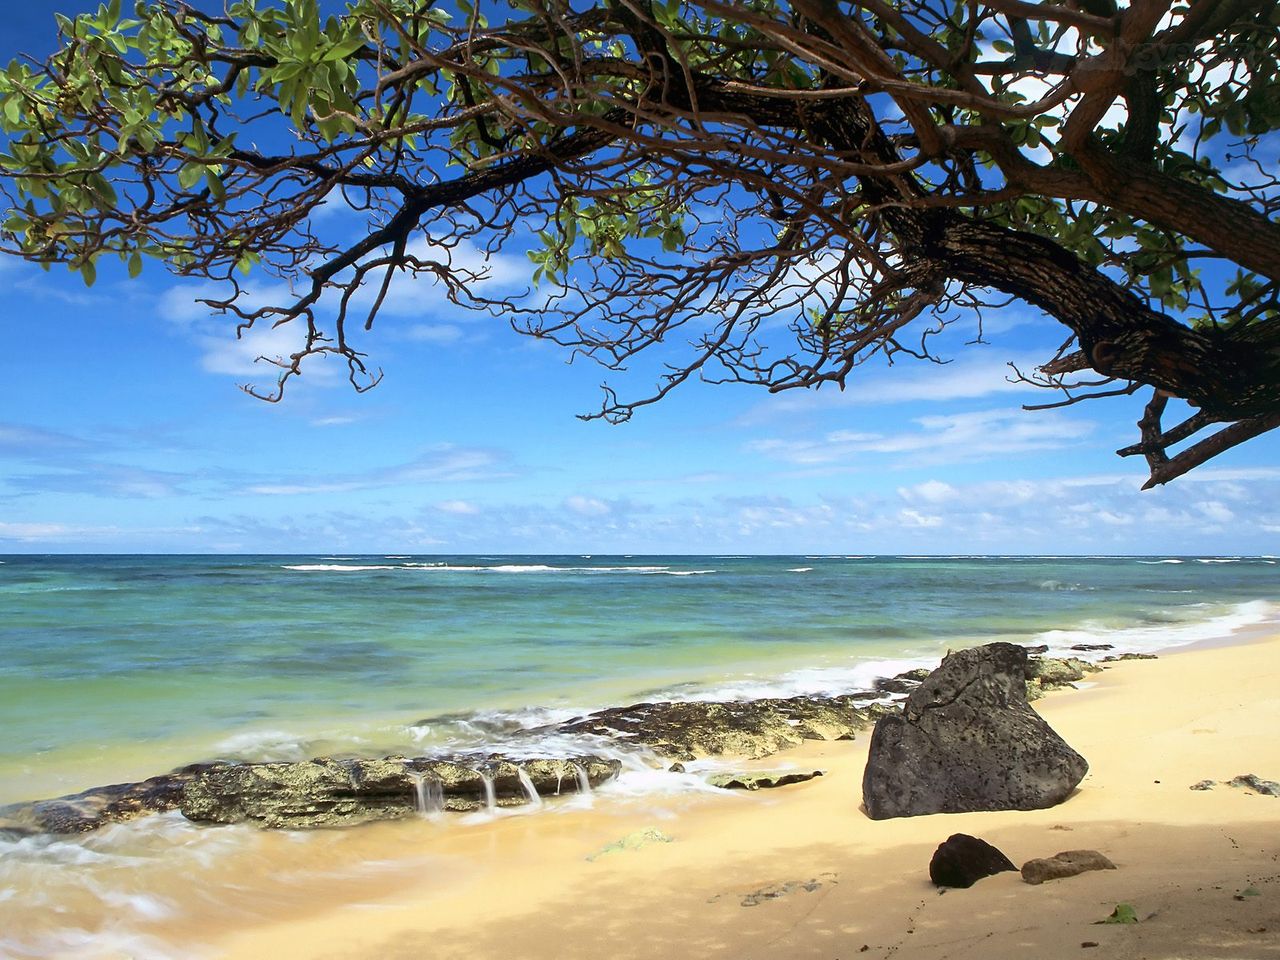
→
(1, 754, 621, 833)
(558, 695, 895, 760)
(862, 642, 1088, 819)
(929, 833, 1016, 888)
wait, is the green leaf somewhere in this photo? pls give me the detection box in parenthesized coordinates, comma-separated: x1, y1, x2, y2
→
(177, 162, 203, 190)
(80, 259, 97, 287)
(128, 250, 142, 277)
(1097, 903, 1139, 924)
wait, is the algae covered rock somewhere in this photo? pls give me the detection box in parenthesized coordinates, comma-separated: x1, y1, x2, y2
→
(862, 642, 1088, 819)
(182, 755, 621, 827)
(8, 754, 622, 833)
(558, 695, 891, 761)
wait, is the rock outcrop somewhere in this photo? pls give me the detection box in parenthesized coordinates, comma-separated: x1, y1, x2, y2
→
(929, 834, 1017, 888)
(707, 770, 824, 790)
(1, 754, 620, 833)
(558, 694, 898, 760)
(1024, 656, 1101, 701)
(1021, 849, 1116, 884)
(862, 642, 1089, 819)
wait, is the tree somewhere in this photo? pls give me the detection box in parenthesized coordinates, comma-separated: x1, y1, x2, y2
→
(1, 0, 1277, 487)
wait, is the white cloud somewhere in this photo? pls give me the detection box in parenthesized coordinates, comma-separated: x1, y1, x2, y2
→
(246, 445, 513, 496)
(310, 416, 360, 427)
(757, 353, 1045, 419)
(1195, 500, 1234, 525)
(898, 508, 943, 528)
(899, 480, 957, 504)
(565, 495, 611, 517)
(0, 521, 90, 540)
(198, 321, 338, 383)
(748, 408, 1094, 468)
(435, 499, 480, 515)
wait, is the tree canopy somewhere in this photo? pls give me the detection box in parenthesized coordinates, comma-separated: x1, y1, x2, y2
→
(1, 0, 1277, 487)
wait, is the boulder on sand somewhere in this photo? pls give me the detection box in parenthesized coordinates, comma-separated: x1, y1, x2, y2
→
(862, 642, 1088, 819)
(929, 833, 1017, 888)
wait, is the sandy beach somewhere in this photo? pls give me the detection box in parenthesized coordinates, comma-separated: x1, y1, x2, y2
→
(197, 632, 1280, 960)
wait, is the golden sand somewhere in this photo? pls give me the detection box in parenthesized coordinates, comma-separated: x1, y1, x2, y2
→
(186, 635, 1280, 959)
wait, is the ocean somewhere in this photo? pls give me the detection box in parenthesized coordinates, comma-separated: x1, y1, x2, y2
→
(0, 553, 1276, 958)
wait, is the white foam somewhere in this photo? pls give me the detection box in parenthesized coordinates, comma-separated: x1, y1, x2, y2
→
(1137, 559, 1183, 564)
(211, 729, 313, 761)
(787, 567, 814, 573)
(1029, 599, 1279, 657)
(281, 564, 398, 572)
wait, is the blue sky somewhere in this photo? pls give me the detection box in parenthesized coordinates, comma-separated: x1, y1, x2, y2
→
(2, 5, 1278, 554)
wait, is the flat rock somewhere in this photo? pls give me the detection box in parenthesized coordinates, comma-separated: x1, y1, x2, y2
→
(929, 834, 1017, 888)
(3, 754, 621, 833)
(707, 770, 824, 790)
(862, 642, 1089, 819)
(1021, 849, 1117, 885)
(1100, 653, 1158, 662)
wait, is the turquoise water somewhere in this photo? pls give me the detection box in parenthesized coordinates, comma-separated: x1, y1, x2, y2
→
(1, 554, 1277, 803)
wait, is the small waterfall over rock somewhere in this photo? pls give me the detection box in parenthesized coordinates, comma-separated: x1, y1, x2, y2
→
(571, 762, 592, 794)
(515, 767, 542, 807)
(404, 766, 445, 817)
(478, 768, 497, 810)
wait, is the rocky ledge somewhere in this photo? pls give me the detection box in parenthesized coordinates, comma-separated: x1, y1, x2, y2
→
(0, 754, 619, 834)
(1, 647, 1145, 836)
(555, 692, 902, 761)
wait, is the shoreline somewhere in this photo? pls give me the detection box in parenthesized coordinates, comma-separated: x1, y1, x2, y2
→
(4, 626, 1275, 959)
(4, 553, 1276, 816)
(205, 630, 1280, 960)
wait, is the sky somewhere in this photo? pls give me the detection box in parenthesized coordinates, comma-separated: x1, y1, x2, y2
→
(1, 4, 1278, 555)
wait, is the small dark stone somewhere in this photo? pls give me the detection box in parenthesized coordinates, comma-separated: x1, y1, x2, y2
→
(668, 762, 686, 774)
(929, 833, 1017, 889)
(1099, 653, 1158, 662)
(1070, 644, 1114, 652)
(1190, 779, 1216, 791)
(1022, 644, 1050, 654)
(1081, 941, 1099, 948)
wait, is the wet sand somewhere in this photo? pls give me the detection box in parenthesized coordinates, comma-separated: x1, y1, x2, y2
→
(205, 633, 1280, 960)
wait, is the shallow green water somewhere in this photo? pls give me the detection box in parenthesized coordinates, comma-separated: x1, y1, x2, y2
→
(1, 553, 1276, 802)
